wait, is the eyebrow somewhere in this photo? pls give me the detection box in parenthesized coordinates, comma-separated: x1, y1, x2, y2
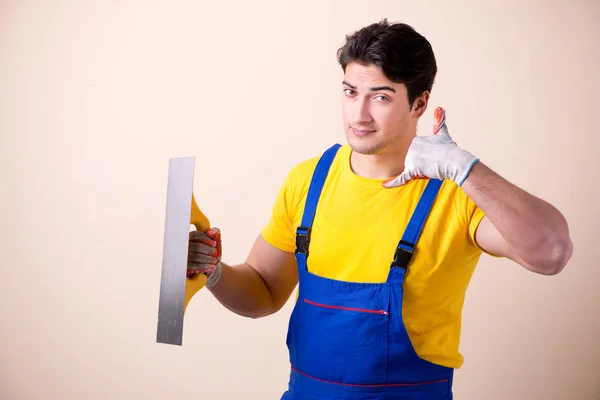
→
(342, 80, 396, 93)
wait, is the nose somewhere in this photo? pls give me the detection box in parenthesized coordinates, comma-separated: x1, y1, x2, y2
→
(352, 98, 372, 125)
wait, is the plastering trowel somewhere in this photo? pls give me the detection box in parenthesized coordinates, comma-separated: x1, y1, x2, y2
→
(156, 156, 211, 346)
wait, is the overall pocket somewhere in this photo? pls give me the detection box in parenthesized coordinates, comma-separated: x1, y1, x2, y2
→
(288, 296, 390, 385)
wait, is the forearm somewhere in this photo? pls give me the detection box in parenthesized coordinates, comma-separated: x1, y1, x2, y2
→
(206, 262, 274, 319)
(461, 162, 573, 270)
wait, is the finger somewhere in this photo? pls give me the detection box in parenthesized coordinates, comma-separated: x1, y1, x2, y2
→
(189, 230, 209, 240)
(187, 260, 215, 269)
(188, 242, 217, 254)
(189, 241, 218, 255)
(187, 262, 216, 274)
(189, 230, 217, 246)
(433, 107, 449, 136)
(382, 172, 411, 188)
(186, 264, 215, 276)
(188, 251, 217, 264)
(382, 176, 399, 188)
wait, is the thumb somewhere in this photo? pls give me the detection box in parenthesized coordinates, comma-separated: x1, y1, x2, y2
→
(433, 107, 450, 137)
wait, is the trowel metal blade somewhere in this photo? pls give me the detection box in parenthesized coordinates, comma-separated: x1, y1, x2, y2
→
(156, 157, 195, 346)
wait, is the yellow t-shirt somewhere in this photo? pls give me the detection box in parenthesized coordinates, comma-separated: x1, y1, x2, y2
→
(262, 144, 489, 369)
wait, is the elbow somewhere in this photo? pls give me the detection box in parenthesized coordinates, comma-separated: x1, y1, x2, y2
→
(248, 306, 276, 319)
(238, 307, 275, 319)
(536, 234, 574, 275)
(245, 299, 282, 319)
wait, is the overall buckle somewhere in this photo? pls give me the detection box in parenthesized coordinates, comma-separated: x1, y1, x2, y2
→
(391, 240, 414, 269)
(295, 226, 311, 255)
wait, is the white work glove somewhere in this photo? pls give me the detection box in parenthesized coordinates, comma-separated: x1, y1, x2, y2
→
(382, 107, 479, 188)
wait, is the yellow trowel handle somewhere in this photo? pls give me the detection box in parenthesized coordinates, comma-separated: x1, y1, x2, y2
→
(184, 193, 211, 312)
(190, 193, 211, 231)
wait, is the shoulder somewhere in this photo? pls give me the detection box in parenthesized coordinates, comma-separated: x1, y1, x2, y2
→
(272, 144, 346, 219)
(282, 144, 346, 190)
(289, 155, 320, 181)
(271, 151, 322, 214)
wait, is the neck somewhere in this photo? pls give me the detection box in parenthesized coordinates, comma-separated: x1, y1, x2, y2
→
(349, 142, 411, 180)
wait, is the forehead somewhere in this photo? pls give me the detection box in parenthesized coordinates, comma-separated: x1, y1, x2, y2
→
(343, 62, 406, 93)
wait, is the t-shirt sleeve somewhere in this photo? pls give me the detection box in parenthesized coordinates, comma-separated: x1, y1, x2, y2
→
(467, 204, 486, 250)
(261, 169, 297, 253)
(465, 197, 502, 257)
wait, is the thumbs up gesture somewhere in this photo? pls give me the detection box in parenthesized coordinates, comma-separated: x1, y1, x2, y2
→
(382, 107, 480, 188)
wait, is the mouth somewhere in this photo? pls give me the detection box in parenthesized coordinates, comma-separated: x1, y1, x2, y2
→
(351, 127, 377, 137)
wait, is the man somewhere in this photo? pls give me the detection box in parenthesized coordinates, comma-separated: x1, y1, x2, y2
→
(187, 19, 573, 399)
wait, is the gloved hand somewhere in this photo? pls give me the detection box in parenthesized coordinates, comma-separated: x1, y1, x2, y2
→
(382, 107, 479, 188)
(187, 227, 222, 280)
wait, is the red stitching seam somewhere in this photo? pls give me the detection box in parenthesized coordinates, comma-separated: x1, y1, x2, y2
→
(304, 298, 389, 315)
(291, 366, 448, 387)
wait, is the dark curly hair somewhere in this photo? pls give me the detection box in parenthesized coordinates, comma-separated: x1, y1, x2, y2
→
(337, 19, 437, 108)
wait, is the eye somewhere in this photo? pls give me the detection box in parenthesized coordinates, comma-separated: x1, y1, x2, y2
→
(344, 89, 356, 96)
(375, 95, 389, 102)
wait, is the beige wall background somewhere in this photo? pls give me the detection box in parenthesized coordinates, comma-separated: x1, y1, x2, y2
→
(1, 0, 599, 399)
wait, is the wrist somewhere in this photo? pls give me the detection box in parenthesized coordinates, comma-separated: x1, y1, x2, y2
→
(205, 261, 224, 287)
(453, 150, 479, 186)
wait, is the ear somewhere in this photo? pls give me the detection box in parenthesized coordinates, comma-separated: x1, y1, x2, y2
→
(411, 91, 430, 118)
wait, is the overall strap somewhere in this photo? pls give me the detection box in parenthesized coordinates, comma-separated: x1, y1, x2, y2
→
(295, 143, 341, 270)
(391, 179, 443, 270)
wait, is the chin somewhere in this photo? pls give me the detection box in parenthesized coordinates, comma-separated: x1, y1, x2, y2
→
(348, 140, 383, 155)
(348, 137, 385, 155)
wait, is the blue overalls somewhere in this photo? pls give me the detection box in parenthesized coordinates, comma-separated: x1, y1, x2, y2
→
(281, 144, 455, 400)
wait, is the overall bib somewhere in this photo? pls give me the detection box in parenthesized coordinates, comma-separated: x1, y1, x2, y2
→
(281, 144, 455, 400)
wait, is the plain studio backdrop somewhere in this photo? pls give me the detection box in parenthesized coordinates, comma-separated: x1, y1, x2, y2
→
(1, 0, 599, 399)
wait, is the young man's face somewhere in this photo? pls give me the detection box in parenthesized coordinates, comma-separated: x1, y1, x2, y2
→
(341, 62, 427, 155)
